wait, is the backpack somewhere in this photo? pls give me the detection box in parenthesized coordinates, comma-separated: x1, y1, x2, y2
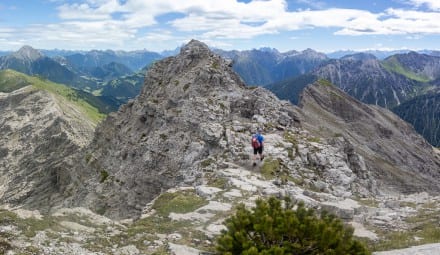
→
(251, 135, 261, 149)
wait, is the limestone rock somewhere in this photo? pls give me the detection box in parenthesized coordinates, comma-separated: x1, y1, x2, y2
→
(0, 86, 95, 211)
(299, 81, 440, 195)
(69, 40, 302, 218)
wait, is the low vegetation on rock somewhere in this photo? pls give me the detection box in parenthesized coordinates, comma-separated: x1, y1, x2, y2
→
(217, 197, 370, 255)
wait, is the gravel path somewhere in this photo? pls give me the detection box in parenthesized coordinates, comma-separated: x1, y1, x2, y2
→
(374, 243, 440, 255)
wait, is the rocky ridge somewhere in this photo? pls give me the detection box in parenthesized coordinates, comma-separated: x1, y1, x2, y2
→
(67, 39, 440, 224)
(1, 40, 440, 254)
(0, 85, 96, 212)
(299, 81, 440, 194)
(68, 40, 304, 219)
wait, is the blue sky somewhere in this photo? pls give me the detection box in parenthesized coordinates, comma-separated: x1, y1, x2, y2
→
(0, 0, 440, 52)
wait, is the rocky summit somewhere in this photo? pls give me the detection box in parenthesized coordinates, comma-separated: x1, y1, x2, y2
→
(68, 39, 302, 219)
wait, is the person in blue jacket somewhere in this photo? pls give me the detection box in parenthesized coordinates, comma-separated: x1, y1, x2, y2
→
(251, 128, 265, 166)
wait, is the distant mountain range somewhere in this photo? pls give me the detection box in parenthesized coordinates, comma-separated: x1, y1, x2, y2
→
(267, 51, 440, 146)
(326, 49, 440, 60)
(61, 49, 161, 72)
(0, 46, 161, 105)
(215, 48, 328, 86)
(0, 46, 97, 90)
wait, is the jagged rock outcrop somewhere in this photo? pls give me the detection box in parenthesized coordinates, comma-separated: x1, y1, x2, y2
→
(67, 40, 440, 220)
(299, 81, 440, 194)
(70, 40, 302, 218)
(0, 86, 95, 211)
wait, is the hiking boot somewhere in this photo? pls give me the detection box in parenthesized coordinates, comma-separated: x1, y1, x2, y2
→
(253, 162, 256, 167)
(260, 155, 264, 161)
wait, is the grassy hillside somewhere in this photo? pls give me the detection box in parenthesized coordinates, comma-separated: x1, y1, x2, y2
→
(97, 71, 145, 104)
(0, 69, 30, 92)
(0, 69, 108, 124)
(382, 56, 431, 83)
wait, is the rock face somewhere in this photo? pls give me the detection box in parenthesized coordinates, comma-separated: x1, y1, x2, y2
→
(393, 90, 440, 147)
(299, 81, 440, 194)
(312, 56, 422, 108)
(71, 40, 302, 218)
(383, 52, 440, 81)
(0, 86, 95, 211)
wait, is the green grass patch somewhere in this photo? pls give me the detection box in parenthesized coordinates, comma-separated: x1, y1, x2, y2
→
(382, 57, 431, 83)
(0, 210, 58, 238)
(307, 136, 321, 143)
(317, 79, 334, 87)
(152, 190, 208, 216)
(206, 174, 228, 189)
(370, 207, 440, 251)
(99, 170, 109, 183)
(357, 198, 379, 208)
(0, 69, 105, 124)
(260, 157, 280, 180)
(211, 59, 220, 70)
(330, 90, 343, 100)
(200, 158, 215, 168)
(283, 131, 298, 145)
(0, 70, 29, 92)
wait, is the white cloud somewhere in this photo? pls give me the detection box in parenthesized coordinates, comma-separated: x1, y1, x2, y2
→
(2, 0, 440, 50)
(53, 0, 440, 39)
(407, 0, 440, 11)
(336, 8, 440, 35)
(57, 0, 123, 20)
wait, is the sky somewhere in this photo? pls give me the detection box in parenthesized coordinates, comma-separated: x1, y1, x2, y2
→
(0, 0, 440, 52)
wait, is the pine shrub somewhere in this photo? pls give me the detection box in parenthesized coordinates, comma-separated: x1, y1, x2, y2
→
(216, 197, 370, 255)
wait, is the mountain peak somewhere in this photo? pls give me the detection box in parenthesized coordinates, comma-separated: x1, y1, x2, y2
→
(12, 45, 43, 61)
(180, 39, 211, 56)
(71, 39, 302, 218)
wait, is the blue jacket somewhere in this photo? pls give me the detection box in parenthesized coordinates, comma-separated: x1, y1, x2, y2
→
(253, 133, 264, 145)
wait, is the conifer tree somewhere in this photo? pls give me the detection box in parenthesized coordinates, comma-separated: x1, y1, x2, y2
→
(216, 197, 370, 255)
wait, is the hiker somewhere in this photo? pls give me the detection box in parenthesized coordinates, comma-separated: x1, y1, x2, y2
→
(251, 128, 265, 166)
